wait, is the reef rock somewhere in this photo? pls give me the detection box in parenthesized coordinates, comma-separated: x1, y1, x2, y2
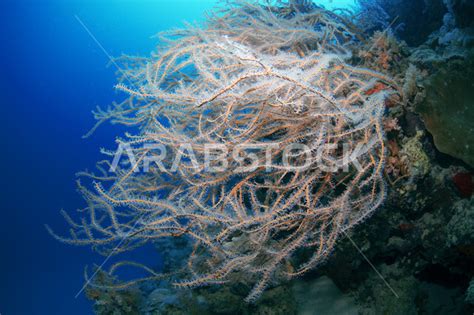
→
(467, 278, 474, 305)
(446, 198, 474, 247)
(292, 276, 359, 315)
(416, 54, 474, 167)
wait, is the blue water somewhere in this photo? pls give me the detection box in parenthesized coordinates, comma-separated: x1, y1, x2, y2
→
(0, 0, 355, 313)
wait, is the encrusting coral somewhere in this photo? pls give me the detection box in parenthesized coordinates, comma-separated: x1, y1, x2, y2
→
(48, 0, 399, 303)
(416, 54, 474, 168)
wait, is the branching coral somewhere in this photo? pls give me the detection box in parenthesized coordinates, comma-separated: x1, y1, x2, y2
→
(353, 0, 390, 33)
(48, 1, 398, 303)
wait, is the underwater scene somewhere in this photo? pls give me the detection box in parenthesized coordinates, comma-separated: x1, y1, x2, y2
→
(2, 0, 474, 314)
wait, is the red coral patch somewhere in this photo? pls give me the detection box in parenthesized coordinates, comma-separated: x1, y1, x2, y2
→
(453, 173, 473, 198)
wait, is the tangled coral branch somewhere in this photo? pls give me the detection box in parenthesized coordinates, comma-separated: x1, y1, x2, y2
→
(48, 1, 399, 303)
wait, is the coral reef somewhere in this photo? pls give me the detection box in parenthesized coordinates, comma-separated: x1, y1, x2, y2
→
(416, 54, 474, 168)
(318, 162, 473, 314)
(85, 270, 143, 315)
(453, 172, 474, 198)
(49, 0, 474, 313)
(353, 0, 390, 33)
(372, 0, 447, 46)
(292, 277, 359, 314)
(446, 198, 474, 247)
(358, 31, 405, 73)
(49, 0, 399, 304)
(467, 279, 474, 305)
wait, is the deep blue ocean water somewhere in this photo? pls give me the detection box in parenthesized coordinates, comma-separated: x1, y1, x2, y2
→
(0, 1, 355, 313)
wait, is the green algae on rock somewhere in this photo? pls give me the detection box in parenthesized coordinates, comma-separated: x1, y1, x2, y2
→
(417, 55, 474, 167)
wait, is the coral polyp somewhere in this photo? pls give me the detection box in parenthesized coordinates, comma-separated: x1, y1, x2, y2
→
(49, 1, 398, 303)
